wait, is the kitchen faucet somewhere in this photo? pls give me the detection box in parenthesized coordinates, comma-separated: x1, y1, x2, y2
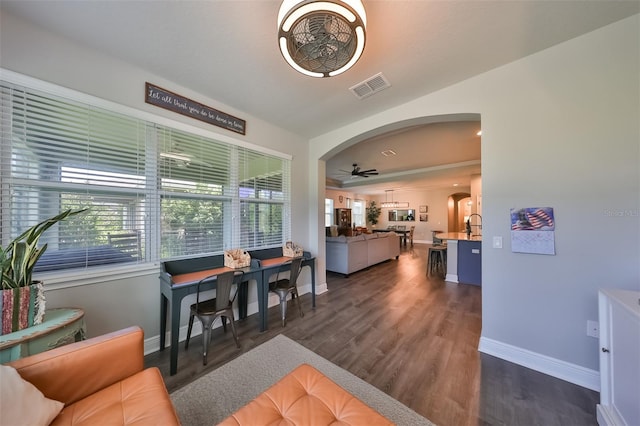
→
(466, 213, 483, 236)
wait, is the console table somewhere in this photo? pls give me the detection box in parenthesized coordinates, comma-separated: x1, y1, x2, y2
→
(160, 249, 316, 375)
(0, 308, 86, 363)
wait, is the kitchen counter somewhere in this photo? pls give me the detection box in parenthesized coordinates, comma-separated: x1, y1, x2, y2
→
(434, 233, 482, 285)
(435, 232, 482, 242)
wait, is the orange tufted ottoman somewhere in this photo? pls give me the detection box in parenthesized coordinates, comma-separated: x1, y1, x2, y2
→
(218, 363, 393, 425)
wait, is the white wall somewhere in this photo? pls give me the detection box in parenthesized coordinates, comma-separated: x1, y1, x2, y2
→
(0, 11, 313, 341)
(310, 15, 639, 389)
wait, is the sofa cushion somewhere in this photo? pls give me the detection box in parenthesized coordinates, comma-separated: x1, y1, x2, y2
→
(219, 364, 392, 425)
(0, 364, 64, 426)
(363, 233, 378, 239)
(50, 368, 177, 426)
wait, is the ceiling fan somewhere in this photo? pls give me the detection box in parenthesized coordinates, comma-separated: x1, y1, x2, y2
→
(348, 163, 378, 178)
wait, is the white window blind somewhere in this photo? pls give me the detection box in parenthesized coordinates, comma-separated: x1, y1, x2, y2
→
(325, 198, 334, 227)
(2, 83, 147, 272)
(1, 78, 291, 274)
(157, 126, 232, 258)
(353, 199, 365, 226)
(238, 147, 289, 249)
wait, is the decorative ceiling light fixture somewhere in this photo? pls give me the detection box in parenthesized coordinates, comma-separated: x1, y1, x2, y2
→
(277, 0, 367, 78)
(381, 190, 409, 208)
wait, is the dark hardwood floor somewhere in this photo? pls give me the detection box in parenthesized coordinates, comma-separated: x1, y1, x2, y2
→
(146, 244, 599, 426)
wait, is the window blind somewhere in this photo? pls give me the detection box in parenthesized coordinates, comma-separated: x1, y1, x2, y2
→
(1, 77, 292, 275)
(157, 126, 231, 257)
(2, 83, 147, 272)
(238, 147, 290, 249)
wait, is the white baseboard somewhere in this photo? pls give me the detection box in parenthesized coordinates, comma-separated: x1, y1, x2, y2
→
(478, 336, 600, 391)
(597, 404, 627, 426)
(144, 280, 329, 355)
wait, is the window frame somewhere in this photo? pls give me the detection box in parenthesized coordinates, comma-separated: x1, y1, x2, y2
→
(1, 69, 292, 286)
(325, 198, 334, 227)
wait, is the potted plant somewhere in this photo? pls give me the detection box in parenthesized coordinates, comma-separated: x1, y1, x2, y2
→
(366, 200, 381, 227)
(1, 208, 86, 335)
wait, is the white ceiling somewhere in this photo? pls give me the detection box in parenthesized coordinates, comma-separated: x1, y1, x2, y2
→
(2, 1, 638, 194)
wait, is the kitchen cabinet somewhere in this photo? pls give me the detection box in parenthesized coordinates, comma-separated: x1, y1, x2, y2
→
(597, 289, 640, 426)
(458, 240, 481, 285)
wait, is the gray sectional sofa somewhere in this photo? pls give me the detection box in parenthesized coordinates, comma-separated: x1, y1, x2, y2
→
(325, 232, 400, 276)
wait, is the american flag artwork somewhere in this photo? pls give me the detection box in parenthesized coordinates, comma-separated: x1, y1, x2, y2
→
(510, 207, 555, 231)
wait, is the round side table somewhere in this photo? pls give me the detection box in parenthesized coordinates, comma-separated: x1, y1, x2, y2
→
(0, 308, 86, 363)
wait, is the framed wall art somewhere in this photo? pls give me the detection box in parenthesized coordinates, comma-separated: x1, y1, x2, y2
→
(419, 205, 428, 213)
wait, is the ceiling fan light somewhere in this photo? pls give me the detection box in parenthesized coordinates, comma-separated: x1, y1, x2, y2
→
(277, 0, 367, 78)
(282, 2, 356, 31)
(279, 37, 325, 77)
(328, 25, 365, 77)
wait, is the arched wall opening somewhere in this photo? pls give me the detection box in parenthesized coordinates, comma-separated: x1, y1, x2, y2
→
(448, 192, 472, 233)
(313, 112, 481, 293)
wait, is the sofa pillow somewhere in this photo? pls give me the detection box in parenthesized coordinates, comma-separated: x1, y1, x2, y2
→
(346, 235, 365, 242)
(0, 364, 64, 425)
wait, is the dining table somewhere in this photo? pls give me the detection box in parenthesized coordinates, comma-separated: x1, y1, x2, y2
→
(372, 228, 409, 247)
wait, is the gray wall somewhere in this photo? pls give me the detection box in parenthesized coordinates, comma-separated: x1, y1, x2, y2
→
(2, 8, 638, 388)
(310, 15, 639, 388)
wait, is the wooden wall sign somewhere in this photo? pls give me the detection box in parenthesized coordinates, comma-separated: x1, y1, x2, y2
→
(145, 82, 246, 135)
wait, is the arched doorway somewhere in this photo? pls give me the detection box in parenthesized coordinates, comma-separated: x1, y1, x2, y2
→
(447, 192, 471, 233)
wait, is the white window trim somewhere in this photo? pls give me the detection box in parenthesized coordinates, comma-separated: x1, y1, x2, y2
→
(2, 68, 293, 288)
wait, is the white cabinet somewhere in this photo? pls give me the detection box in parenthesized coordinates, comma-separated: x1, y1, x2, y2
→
(597, 289, 640, 426)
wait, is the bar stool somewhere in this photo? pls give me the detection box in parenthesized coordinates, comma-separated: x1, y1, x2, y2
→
(431, 230, 445, 246)
(427, 246, 447, 278)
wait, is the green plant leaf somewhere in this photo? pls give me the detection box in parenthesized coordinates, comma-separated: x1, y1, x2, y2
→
(2, 208, 87, 290)
(10, 241, 29, 287)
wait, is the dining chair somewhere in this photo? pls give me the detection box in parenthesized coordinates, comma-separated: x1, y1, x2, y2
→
(185, 270, 242, 365)
(269, 257, 304, 327)
(408, 226, 415, 246)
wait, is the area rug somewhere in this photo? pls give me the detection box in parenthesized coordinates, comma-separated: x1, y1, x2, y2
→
(170, 334, 435, 425)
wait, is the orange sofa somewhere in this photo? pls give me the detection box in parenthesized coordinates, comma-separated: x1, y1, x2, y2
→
(7, 326, 179, 425)
(219, 363, 392, 425)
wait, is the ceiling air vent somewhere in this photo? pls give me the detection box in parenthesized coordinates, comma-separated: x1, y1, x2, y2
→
(349, 73, 391, 100)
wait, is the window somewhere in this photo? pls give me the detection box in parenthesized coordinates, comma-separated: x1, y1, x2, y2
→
(352, 199, 365, 227)
(324, 198, 334, 227)
(1, 78, 291, 274)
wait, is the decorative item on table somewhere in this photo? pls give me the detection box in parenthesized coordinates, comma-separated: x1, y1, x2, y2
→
(283, 241, 304, 258)
(1, 208, 87, 335)
(224, 249, 251, 269)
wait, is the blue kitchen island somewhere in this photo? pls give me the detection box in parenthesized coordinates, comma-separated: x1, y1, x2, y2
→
(435, 233, 482, 286)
